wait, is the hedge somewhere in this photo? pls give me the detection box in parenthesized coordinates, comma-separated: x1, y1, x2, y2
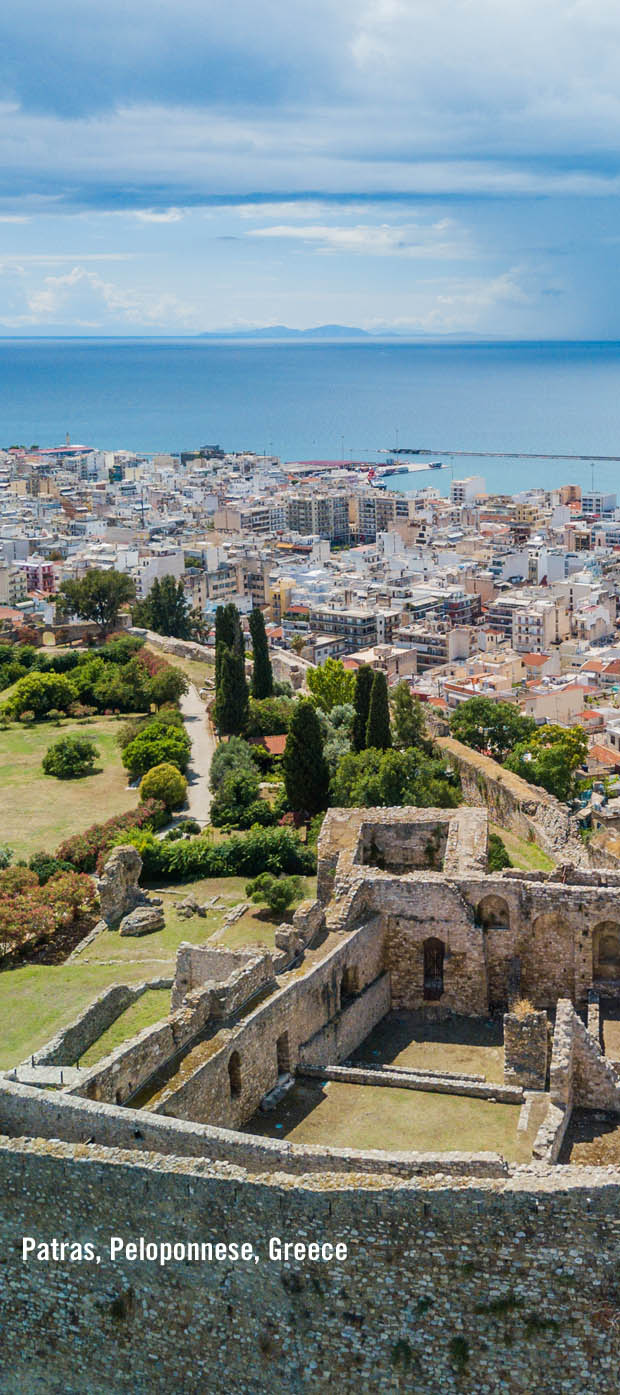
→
(55, 799, 167, 873)
(137, 826, 316, 883)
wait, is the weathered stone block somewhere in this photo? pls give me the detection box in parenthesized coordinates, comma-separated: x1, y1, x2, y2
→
(119, 906, 165, 937)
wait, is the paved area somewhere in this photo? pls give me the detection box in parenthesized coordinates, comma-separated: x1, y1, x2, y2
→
(179, 684, 217, 825)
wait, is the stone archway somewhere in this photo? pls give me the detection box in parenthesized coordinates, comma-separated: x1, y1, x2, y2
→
(476, 895, 510, 930)
(522, 911, 575, 1005)
(593, 922, 620, 981)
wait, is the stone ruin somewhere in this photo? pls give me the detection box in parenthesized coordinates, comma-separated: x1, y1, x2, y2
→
(95, 844, 164, 937)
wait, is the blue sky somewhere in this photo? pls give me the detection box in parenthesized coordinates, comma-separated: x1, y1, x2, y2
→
(2, 0, 620, 335)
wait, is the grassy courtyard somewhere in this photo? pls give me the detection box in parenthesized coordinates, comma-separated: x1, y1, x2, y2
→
(0, 716, 138, 861)
(244, 1077, 539, 1163)
(490, 822, 555, 873)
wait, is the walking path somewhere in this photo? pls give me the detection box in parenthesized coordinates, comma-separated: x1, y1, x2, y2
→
(179, 684, 217, 825)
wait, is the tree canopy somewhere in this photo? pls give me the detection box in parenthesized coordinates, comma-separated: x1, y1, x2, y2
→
(307, 658, 356, 714)
(330, 746, 460, 810)
(504, 724, 588, 802)
(391, 681, 426, 750)
(57, 569, 135, 638)
(450, 697, 537, 763)
(214, 646, 249, 736)
(133, 575, 192, 640)
(366, 671, 392, 750)
(352, 664, 374, 752)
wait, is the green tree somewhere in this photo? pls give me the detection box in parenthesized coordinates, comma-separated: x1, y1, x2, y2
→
(488, 832, 511, 871)
(282, 699, 330, 815)
(133, 575, 193, 640)
(42, 734, 98, 779)
(391, 681, 425, 749)
(215, 646, 249, 736)
(330, 746, 460, 810)
(365, 671, 391, 750)
(245, 872, 303, 916)
(352, 664, 374, 752)
(249, 607, 273, 699)
(147, 665, 189, 708)
(4, 670, 77, 719)
(450, 697, 536, 763)
(139, 762, 187, 812)
(504, 724, 588, 802)
(210, 770, 275, 829)
(209, 735, 256, 793)
(122, 721, 191, 779)
(57, 569, 136, 638)
(307, 657, 356, 713)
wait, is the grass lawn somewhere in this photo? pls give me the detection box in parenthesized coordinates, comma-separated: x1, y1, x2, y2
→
(0, 716, 138, 861)
(146, 643, 213, 692)
(244, 1078, 539, 1163)
(79, 874, 317, 963)
(0, 960, 159, 1069)
(79, 988, 171, 1066)
(490, 822, 555, 873)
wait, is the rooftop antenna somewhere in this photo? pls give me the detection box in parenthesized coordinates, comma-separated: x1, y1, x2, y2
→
(591, 462, 595, 494)
(66, 432, 70, 446)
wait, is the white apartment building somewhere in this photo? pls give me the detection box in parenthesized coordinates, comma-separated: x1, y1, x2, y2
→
(450, 476, 486, 506)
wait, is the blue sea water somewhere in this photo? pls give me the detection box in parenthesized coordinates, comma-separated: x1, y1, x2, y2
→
(2, 338, 620, 497)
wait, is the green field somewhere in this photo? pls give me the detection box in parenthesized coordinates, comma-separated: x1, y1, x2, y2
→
(0, 716, 138, 860)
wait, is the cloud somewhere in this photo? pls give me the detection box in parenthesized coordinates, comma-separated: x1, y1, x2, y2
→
(21, 265, 196, 328)
(249, 219, 470, 258)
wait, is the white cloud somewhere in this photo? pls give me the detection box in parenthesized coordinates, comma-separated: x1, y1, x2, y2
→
(249, 219, 470, 258)
(24, 265, 196, 327)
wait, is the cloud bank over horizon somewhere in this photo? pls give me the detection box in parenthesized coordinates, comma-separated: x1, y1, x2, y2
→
(1, 1, 620, 334)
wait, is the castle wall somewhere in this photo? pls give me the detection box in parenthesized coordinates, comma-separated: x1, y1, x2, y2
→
(3, 1138, 620, 1395)
(297, 974, 391, 1068)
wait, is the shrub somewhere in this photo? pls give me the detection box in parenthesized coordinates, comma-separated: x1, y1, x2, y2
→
(0, 866, 39, 895)
(245, 872, 303, 915)
(0, 894, 55, 955)
(28, 852, 74, 884)
(139, 763, 187, 811)
(209, 735, 256, 792)
(123, 721, 191, 779)
(245, 697, 294, 737)
(4, 670, 77, 719)
(128, 826, 317, 883)
(55, 799, 167, 872)
(42, 734, 98, 779)
(488, 832, 511, 872)
(44, 870, 98, 921)
(0, 845, 13, 870)
(18, 710, 35, 724)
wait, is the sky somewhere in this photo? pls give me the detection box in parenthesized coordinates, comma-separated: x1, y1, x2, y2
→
(2, 0, 620, 336)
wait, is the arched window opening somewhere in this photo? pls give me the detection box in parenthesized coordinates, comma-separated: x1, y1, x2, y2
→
(423, 937, 445, 1000)
(228, 1050, 241, 1099)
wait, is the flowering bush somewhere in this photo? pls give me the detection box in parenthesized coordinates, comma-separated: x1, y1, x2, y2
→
(55, 798, 167, 872)
(0, 867, 97, 956)
(0, 894, 55, 955)
(44, 870, 98, 923)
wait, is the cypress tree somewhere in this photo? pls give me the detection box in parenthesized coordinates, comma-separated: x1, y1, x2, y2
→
(365, 671, 392, 750)
(282, 699, 330, 816)
(215, 647, 249, 736)
(249, 607, 273, 698)
(215, 603, 244, 689)
(352, 664, 374, 752)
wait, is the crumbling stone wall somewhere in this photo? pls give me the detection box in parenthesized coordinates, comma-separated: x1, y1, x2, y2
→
(503, 1008, 548, 1090)
(27, 981, 170, 1068)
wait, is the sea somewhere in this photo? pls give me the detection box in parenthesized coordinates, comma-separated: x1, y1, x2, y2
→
(2, 338, 620, 498)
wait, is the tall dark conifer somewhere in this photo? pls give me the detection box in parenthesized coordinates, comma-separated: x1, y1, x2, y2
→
(215, 647, 249, 735)
(365, 671, 392, 750)
(282, 700, 330, 815)
(352, 664, 374, 752)
(249, 607, 273, 698)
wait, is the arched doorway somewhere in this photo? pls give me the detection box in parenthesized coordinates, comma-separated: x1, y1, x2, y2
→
(476, 895, 510, 930)
(228, 1050, 241, 1099)
(593, 922, 620, 981)
(423, 937, 445, 1000)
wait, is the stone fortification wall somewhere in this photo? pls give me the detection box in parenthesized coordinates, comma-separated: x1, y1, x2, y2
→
(437, 735, 587, 865)
(0, 1079, 506, 1179)
(129, 626, 215, 666)
(151, 918, 387, 1128)
(3, 1138, 620, 1395)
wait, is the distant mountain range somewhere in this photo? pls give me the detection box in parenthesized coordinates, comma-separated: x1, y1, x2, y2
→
(197, 324, 372, 340)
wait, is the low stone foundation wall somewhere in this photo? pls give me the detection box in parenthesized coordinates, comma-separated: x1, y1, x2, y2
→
(300, 1062, 523, 1104)
(503, 1008, 549, 1090)
(26, 979, 172, 1068)
(0, 1079, 507, 1179)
